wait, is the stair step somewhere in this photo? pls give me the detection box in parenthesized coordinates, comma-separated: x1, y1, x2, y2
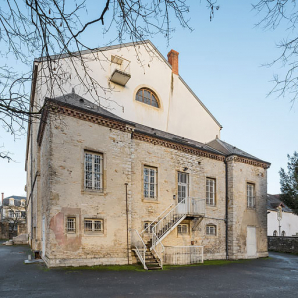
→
(147, 266, 162, 270)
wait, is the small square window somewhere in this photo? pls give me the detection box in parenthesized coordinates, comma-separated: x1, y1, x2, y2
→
(206, 225, 216, 236)
(66, 217, 76, 233)
(177, 224, 189, 235)
(143, 221, 154, 233)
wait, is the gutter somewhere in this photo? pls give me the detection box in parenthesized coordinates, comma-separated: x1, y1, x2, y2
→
(224, 158, 229, 260)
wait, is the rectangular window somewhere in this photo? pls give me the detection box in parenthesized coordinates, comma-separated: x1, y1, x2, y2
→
(9, 211, 14, 218)
(177, 224, 189, 235)
(247, 183, 255, 208)
(144, 166, 157, 199)
(206, 225, 216, 236)
(178, 172, 189, 203)
(206, 178, 216, 206)
(84, 151, 103, 191)
(15, 212, 21, 218)
(84, 219, 103, 233)
(66, 217, 76, 233)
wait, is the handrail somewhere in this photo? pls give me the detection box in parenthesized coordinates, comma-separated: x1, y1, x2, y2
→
(151, 230, 164, 269)
(140, 202, 174, 235)
(132, 229, 148, 270)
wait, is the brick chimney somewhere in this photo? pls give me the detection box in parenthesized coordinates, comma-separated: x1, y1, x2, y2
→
(167, 49, 179, 75)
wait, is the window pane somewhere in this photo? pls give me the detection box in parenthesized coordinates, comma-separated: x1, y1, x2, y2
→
(94, 221, 102, 231)
(84, 220, 92, 231)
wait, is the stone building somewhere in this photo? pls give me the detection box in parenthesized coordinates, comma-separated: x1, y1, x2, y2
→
(26, 40, 270, 269)
(0, 194, 27, 239)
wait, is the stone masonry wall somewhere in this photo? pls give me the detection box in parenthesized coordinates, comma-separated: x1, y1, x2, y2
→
(268, 236, 298, 254)
(227, 156, 268, 259)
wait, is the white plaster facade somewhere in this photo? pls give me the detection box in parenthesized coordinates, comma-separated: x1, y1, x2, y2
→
(26, 41, 270, 268)
(267, 195, 298, 237)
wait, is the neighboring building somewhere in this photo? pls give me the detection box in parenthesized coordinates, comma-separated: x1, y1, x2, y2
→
(267, 194, 298, 237)
(26, 40, 270, 269)
(0, 193, 27, 239)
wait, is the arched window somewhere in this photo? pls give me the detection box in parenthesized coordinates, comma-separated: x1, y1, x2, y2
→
(273, 230, 277, 236)
(282, 231, 286, 237)
(136, 88, 159, 108)
(206, 224, 216, 236)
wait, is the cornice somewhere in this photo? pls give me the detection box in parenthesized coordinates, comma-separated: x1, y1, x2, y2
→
(225, 155, 270, 169)
(37, 101, 270, 169)
(132, 132, 225, 162)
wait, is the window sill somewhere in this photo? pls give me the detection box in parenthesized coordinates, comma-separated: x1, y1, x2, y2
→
(83, 233, 105, 237)
(142, 198, 159, 204)
(82, 190, 106, 196)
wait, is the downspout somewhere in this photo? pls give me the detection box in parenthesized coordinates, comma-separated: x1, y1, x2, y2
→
(125, 182, 129, 264)
(224, 158, 229, 260)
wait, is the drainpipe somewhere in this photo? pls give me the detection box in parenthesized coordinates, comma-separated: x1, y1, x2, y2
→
(224, 159, 229, 260)
(125, 183, 129, 264)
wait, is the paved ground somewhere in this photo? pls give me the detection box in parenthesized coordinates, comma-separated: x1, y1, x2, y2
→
(0, 242, 297, 297)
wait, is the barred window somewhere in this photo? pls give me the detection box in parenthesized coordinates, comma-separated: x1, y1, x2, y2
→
(144, 221, 154, 233)
(136, 88, 159, 108)
(84, 151, 103, 191)
(206, 225, 216, 236)
(66, 217, 76, 233)
(206, 178, 216, 206)
(178, 224, 189, 234)
(247, 183, 255, 208)
(144, 166, 157, 199)
(84, 219, 103, 233)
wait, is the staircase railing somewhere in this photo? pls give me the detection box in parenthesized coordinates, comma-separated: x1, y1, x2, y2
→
(151, 231, 164, 269)
(140, 203, 174, 237)
(131, 229, 148, 270)
(151, 198, 187, 249)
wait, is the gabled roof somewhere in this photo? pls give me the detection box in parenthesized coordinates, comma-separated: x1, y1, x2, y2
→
(4, 196, 26, 201)
(207, 138, 270, 165)
(35, 39, 222, 129)
(267, 194, 293, 213)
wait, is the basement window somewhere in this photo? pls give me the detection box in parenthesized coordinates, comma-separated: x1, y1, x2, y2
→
(177, 224, 189, 235)
(66, 217, 76, 233)
(84, 219, 103, 233)
(206, 225, 216, 236)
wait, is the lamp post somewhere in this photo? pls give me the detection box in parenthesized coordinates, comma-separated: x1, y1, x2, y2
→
(277, 205, 282, 236)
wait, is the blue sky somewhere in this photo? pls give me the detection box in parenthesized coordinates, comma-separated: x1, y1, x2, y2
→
(0, 1, 297, 198)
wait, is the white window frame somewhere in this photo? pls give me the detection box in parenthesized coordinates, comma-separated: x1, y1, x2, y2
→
(206, 225, 216, 236)
(143, 166, 158, 199)
(206, 178, 216, 206)
(9, 210, 14, 218)
(84, 219, 104, 233)
(66, 217, 76, 233)
(143, 221, 154, 233)
(84, 151, 103, 191)
(247, 183, 255, 208)
(177, 223, 189, 235)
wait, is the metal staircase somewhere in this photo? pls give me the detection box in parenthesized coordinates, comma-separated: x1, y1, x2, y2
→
(132, 197, 205, 270)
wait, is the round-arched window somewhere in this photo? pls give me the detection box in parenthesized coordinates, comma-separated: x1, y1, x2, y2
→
(273, 230, 277, 236)
(282, 230, 286, 237)
(136, 88, 159, 108)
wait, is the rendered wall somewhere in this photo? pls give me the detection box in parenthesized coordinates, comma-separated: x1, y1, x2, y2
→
(35, 42, 221, 144)
(268, 211, 298, 237)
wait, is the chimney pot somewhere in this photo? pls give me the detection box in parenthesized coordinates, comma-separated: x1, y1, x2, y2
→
(167, 49, 179, 75)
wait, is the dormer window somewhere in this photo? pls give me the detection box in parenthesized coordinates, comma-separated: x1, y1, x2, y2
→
(9, 198, 14, 206)
(136, 88, 159, 108)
